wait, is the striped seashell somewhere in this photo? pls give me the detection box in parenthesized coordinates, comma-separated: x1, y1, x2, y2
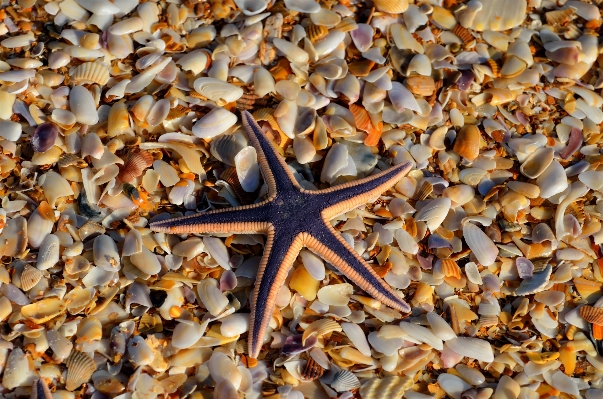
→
(220, 167, 257, 205)
(566, 325, 578, 340)
(72, 62, 110, 86)
(452, 24, 474, 44)
(252, 108, 290, 150)
(416, 180, 433, 201)
(331, 370, 361, 392)
(545, 7, 575, 26)
(485, 59, 500, 77)
(31, 379, 53, 399)
(58, 153, 88, 168)
(441, 259, 462, 279)
(335, 18, 358, 32)
(306, 25, 329, 43)
(21, 265, 43, 291)
(117, 151, 154, 183)
(301, 356, 325, 380)
(359, 376, 413, 399)
(372, 0, 408, 14)
(65, 350, 97, 391)
(566, 200, 586, 223)
(479, 315, 499, 327)
(580, 306, 603, 326)
(302, 318, 342, 345)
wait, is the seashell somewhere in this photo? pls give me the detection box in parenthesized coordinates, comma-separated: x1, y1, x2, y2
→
(273, 38, 310, 65)
(373, 0, 408, 14)
(426, 312, 456, 341)
(515, 264, 552, 296)
(172, 320, 205, 349)
(2, 348, 35, 389)
(21, 298, 66, 324)
(40, 171, 74, 208)
(118, 151, 153, 183)
(453, 125, 480, 161)
(545, 7, 575, 26)
(93, 235, 120, 272)
(0, 283, 30, 305)
(192, 108, 238, 139)
(452, 24, 473, 44)
(302, 319, 342, 345)
(520, 147, 554, 179)
(500, 56, 527, 79)
(317, 283, 353, 306)
(69, 85, 99, 126)
(0, 120, 22, 141)
(415, 198, 451, 233)
(405, 76, 435, 97)
(301, 356, 325, 380)
(359, 376, 413, 399)
(536, 160, 568, 199)
(20, 265, 43, 291)
(220, 313, 250, 337)
(72, 62, 109, 86)
(515, 257, 534, 279)
(37, 233, 60, 270)
(581, 306, 603, 325)
(463, 222, 498, 266)
(32, 122, 59, 153)
(193, 77, 244, 104)
(65, 350, 96, 391)
(399, 322, 443, 350)
(463, 0, 527, 32)
(235, 146, 260, 193)
(306, 25, 329, 43)
(130, 247, 161, 275)
(331, 370, 361, 392)
(446, 337, 494, 363)
(284, 0, 320, 13)
(198, 279, 229, 316)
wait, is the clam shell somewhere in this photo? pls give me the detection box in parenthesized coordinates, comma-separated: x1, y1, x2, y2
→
(234, 146, 260, 193)
(172, 320, 205, 349)
(130, 247, 161, 275)
(301, 356, 325, 381)
(198, 279, 229, 316)
(372, 0, 408, 14)
(317, 283, 353, 306)
(32, 123, 59, 153)
(515, 257, 534, 279)
(65, 350, 97, 391)
(453, 125, 480, 161)
(21, 298, 66, 324)
(192, 108, 238, 139)
(446, 337, 494, 363)
(463, 0, 527, 32)
(302, 319, 342, 345)
(415, 198, 451, 233)
(399, 322, 443, 350)
(463, 223, 498, 266)
(69, 85, 99, 126)
(520, 147, 554, 179)
(37, 233, 60, 270)
(580, 305, 603, 325)
(193, 77, 244, 104)
(360, 376, 413, 399)
(72, 62, 109, 86)
(118, 151, 154, 183)
(20, 265, 44, 291)
(93, 235, 120, 272)
(426, 312, 457, 341)
(331, 370, 361, 392)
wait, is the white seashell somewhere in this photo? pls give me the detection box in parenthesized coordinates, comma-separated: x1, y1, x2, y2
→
(1, 32, 35, 48)
(389, 81, 421, 114)
(192, 108, 238, 139)
(122, 229, 143, 257)
(48, 51, 71, 69)
(198, 279, 229, 316)
(220, 313, 250, 337)
(273, 38, 309, 65)
(0, 120, 22, 141)
(426, 312, 456, 341)
(519, 147, 554, 179)
(313, 30, 345, 58)
(177, 50, 210, 75)
(341, 322, 371, 357)
(109, 17, 143, 35)
(125, 57, 171, 94)
(28, 207, 54, 249)
(299, 250, 325, 281)
(128, 336, 154, 366)
(93, 235, 120, 272)
(146, 99, 171, 127)
(2, 348, 35, 389)
(0, 69, 36, 82)
(0, 91, 15, 120)
(407, 54, 432, 76)
(515, 265, 552, 296)
(172, 320, 205, 349)
(130, 247, 161, 275)
(463, 0, 527, 32)
(254, 67, 275, 97)
(456, 364, 485, 386)
(579, 170, 603, 191)
(317, 283, 353, 306)
(37, 234, 60, 270)
(394, 228, 418, 254)
(415, 198, 451, 232)
(311, 8, 341, 27)
(437, 373, 471, 399)
(69, 85, 99, 125)
(399, 322, 443, 350)
(536, 160, 568, 199)
(331, 370, 360, 392)
(76, 0, 120, 15)
(284, 0, 320, 13)
(209, 352, 242, 390)
(153, 160, 180, 187)
(350, 24, 374, 53)
(549, 370, 580, 397)
(233, 0, 268, 15)
(39, 171, 74, 208)
(235, 147, 260, 192)
(47, 330, 73, 361)
(463, 222, 498, 266)
(446, 337, 494, 362)
(203, 237, 232, 270)
(194, 77, 244, 104)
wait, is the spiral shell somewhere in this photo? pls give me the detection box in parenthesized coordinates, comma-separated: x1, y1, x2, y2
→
(72, 62, 110, 86)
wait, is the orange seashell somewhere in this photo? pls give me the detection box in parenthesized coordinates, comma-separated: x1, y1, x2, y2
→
(594, 323, 603, 340)
(364, 121, 383, 147)
(349, 104, 382, 146)
(441, 259, 462, 279)
(305, 25, 329, 43)
(573, 277, 602, 303)
(405, 76, 435, 96)
(118, 151, 154, 183)
(348, 60, 375, 77)
(485, 59, 500, 77)
(580, 305, 603, 325)
(37, 201, 55, 221)
(372, 0, 409, 14)
(452, 24, 473, 44)
(453, 125, 480, 161)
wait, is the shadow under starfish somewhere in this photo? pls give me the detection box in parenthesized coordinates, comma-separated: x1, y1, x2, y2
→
(151, 111, 412, 358)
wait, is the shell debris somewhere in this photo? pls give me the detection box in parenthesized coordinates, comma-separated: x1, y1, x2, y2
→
(1, 0, 603, 397)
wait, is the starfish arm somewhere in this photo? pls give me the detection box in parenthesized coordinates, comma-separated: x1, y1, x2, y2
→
(241, 110, 301, 196)
(150, 202, 271, 234)
(248, 227, 305, 358)
(307, 223, 410, 313)
(315, 161, 413, 220)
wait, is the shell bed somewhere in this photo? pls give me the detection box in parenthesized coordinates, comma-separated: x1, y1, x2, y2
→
(1, 0, 603, 398)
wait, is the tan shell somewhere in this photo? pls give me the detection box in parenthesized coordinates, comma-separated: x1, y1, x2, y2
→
(117, 151, 154, 183)
(306, 25, 329, 43)
(359, 376, 413, 399)
(441, 259, 462, 279)
(372, 0, 408, 14)
(453, 125, 481, 161)
(58, 153, 88, 168)
(65, 350, 97, 391)
(416, 181, 433, 201)
(21, 298, 66, 324)
(302, 318, 342, 345)
(452, 24, 473, 44)
(20, 265, 44, 291)
(580, 305, 603, 325)
(72, 62, 110, 86)
(545, 8, 574, 26)
(485, 59, 500, 77)
(405, 76, 435, 97)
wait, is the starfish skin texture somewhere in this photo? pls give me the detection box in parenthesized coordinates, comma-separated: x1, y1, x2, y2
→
(151, 111, 412, 358)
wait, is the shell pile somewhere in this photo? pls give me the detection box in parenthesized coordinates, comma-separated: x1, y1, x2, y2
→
(3, 0, 603, 398)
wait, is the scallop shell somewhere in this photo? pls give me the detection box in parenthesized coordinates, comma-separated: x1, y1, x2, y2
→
(545, 7, 575, 26)
(359, 376, 413, 399)
(301, 356, 325, 380)
(302, 319, 342, 345)
(117, 151, 154, 183)
(452, 24, 473, 44)
(221, 167, 257, 205)
(441, 259, 462, 279)
(65, 350, 97, 391)
(331, 370, 361, 392)
(72, 62, 110, 86)
(306, 25, 329, 43)
(581, 306, 603, 325)
(372, 0, 408, 14)
(20, 265, 44, 291)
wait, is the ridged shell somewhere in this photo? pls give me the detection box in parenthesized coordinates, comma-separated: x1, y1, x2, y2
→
(21, 265, 43, 291)
(441, 259, 462, 279)
(65, 350, 97, 391)
(306, 25, 329, 43)
(72, 62, 110, 86)
(331, 370, 361, 392)
(545, 8, 575, 25)
(302, 319, 342, 345)
(193, 77, 244, 104)
(416, 181, 433, 200)
(405, 76, 435, 96)
(372, 0, 408, 14)
(31, 378, 53, 399)
(118, 151, 154, 182)
(221, 167, 257, 205)
(581, 306, 603, 325)
(301, 356, 325, 380)
(452, 24, 473, 44)
(359, 376, 413, 399)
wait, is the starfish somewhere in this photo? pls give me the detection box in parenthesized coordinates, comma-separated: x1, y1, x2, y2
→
(151, 111, 412, 358)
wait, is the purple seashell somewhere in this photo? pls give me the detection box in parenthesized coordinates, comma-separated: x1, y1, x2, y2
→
(456, 70, 474, 91)
(183, 286, 197, 304)
(220, 270, 238, 292)
(428, 234, 453, 250)
(0, 283, 30, 305)
(32, 122, 59, 153)
(281, 335, 317, 356)
(417, 253, 433, 270)
(559, 127, 582, 159)
(515, 110, 529, 126)
(515, 257, 534, 280)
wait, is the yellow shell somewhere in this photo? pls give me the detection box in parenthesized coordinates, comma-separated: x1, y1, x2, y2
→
(441, 259, 462, 279)
(72, 62, 110, 86)
(21, 298, 66, 324)
(359, 376, 413, 399)
(65, 350, 97, 391)
(372, 0, 408, 14)
(20, 265, 43, 291)
(305, 25, 329, 43)
(545, 8, 574, 26)
(302, 318, 342, 345)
